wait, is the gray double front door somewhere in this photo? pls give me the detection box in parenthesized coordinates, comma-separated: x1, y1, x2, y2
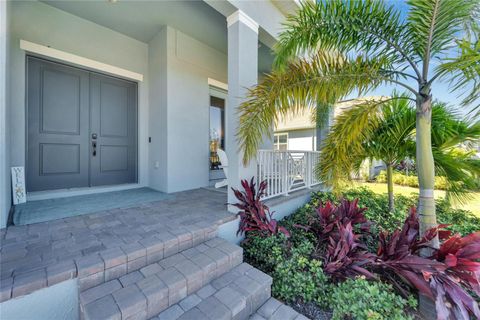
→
(27, 56, 137, 192)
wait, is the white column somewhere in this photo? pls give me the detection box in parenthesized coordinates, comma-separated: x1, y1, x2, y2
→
(226, 10, 259, 210)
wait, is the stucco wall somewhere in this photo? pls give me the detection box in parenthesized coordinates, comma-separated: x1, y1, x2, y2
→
(7, 1, 150, 193)
(148, 26, 228, 193)
(0, 279, 79, 320)
(276, 129, 317, 151)
(0, 0, 10, 228)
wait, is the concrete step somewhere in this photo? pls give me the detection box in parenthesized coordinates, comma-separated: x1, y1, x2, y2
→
(249, 298, 310, 320)
(80, 238, 243, 320)
(153, 263, 272, 320)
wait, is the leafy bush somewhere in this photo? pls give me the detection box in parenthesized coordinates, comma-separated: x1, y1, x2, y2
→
(310, 188, 414, 232)
(331, 278, 416, 320)
(376, 171, 450, 190)
(375, 208, 480, 319)
(272, 247, 331, 307)
(296, 198, 480, 319)
(436, 199, 480, 236)
(296, 199, 376, 280)
(309, 188, 480, 236)
(231, 178, 289, 237)
(242, 232, 288, 273)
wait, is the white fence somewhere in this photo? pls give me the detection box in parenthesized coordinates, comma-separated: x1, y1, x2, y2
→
(257, 150, 322, 200)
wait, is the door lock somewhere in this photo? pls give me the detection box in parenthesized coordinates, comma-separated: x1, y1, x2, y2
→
(92, 133, 97, 156)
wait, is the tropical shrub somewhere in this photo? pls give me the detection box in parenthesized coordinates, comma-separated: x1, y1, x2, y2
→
(308, 188, 479, 236)
(376, 171, 452, 190)
(375, 208, 480, 319)
(242, 232, 287, 273)
(296, 200, 480, 319)
(331, 278, 416, 320)
(231, 178, 289, 237)
(237, 183, 480, 319)
(436, 199, 480, 236)
(272, 247, 331, 307)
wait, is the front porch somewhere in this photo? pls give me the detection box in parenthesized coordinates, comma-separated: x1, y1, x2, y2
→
(0, 185, 316, 320)
(1, 188, 234, 301)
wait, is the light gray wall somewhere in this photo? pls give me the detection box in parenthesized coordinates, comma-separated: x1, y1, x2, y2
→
(7, 1, 150, 193)
(148, 27, 169, 192)
(148, 26, 228, 193)
(287, 129, 316, 151)
(0, 279, 78, 320)
(0, 0, 10, 228)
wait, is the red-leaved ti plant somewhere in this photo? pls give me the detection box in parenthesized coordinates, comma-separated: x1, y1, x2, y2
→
(376, 208, 480, 319)
(231, 178, 290, 238)
(322, 222, 376, 280)
(296, 199, 371, 245)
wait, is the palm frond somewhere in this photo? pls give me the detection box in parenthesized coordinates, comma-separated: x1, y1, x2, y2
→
(274, 0, 416, 75)
(238, 51, 392, 164)
(436, 37, 480, 115)
(317, 96, 407, 189)
(407, 0, 479, 65)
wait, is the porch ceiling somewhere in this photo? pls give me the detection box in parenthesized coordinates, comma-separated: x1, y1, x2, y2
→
(41, 0, 227, 51)
(40, 0, 275, 73)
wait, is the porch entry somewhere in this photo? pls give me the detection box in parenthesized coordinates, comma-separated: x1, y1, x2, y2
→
(26, 56, 137, 192)
(209, 87, 227, 186)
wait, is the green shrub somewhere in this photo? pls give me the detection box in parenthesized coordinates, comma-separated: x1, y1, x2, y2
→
(436, 198, 480, 235)
(310, 188, 414, 232)
(241, 233, 287, 273)
(308, 188, 479, 236)
(331, 278, 416, 320)
(375, 171, 451, 190)
(272, 249, 331, 307)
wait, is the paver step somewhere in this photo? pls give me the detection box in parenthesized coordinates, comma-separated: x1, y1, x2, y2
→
(153, 263, 272, 320)
(80, 238, 243, 320)
(249, 298, 310, 320)
(1, 218, 220, 302)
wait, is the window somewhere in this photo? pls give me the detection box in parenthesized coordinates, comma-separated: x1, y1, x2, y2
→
(210, 95, 225, 169)
(274, 133, 288, 151)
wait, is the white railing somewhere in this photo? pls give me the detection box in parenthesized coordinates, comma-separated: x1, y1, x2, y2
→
(257, 150, 322, 200)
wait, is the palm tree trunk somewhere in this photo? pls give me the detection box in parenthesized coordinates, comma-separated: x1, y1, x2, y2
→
(416, 95, 439, 250)
(386, 163, 394, 212)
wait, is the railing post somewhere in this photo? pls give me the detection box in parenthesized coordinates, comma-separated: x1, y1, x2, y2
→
(282, 151, 288, 196)
(306, 152, 311, 188)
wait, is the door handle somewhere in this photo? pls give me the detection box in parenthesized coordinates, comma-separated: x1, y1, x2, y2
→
(92, 133, 97, 156)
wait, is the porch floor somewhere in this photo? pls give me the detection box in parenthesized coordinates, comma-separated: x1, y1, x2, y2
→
(0, 188, 235, 302)
(14, 188, 174, 226)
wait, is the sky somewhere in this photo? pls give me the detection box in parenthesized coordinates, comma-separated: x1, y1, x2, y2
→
(344, 0, 477, 119)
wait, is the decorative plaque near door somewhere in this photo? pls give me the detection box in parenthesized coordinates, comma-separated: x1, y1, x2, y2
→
(11, 166, 27, 204)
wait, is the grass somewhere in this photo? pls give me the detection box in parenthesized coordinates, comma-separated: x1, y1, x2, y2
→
(350, 182, 480, 216)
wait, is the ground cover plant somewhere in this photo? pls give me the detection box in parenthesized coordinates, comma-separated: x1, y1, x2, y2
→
(233, 180, 480, 320)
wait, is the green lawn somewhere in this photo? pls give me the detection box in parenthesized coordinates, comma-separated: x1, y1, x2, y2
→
(350, 182, 480, 216)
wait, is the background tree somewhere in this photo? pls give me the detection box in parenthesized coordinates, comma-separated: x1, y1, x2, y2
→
(321, 96, 480, 212)
(237, 0, 480, 247)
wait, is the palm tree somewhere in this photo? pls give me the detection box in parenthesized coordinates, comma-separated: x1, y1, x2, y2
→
(322, 96, 480, 211)
(237, 0, 480, 246)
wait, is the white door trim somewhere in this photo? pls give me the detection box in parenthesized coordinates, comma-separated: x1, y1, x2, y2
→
(20, 39, 144, 82)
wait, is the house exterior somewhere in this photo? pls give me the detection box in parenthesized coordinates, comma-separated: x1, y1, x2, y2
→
(0, 2, 328, 319)
(0, 0, 311, 229)
(274, 98, 387, 178)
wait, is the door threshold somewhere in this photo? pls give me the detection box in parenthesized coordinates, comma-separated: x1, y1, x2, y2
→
(27, 183, 143, 201)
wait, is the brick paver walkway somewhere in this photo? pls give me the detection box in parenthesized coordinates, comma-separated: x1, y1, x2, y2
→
(0, 188, 234, 302)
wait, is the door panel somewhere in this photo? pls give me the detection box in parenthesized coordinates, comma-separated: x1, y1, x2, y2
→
(89, 74, 137, 186)
(27, 57, 90, 192)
